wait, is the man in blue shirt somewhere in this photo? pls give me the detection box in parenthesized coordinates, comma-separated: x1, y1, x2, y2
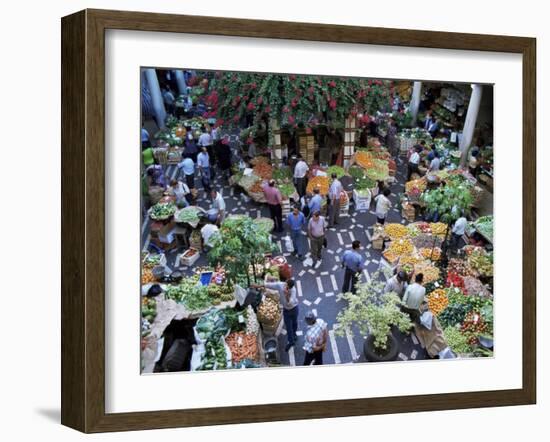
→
(341, 240, 364, 294)
(308, 187, 323, 218)
(286, 206, 306, 259)
(178, 156, 195, 189)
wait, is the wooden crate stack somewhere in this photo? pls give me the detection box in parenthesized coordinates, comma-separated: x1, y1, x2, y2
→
(298, 133, 315, 164)
(401, 201, 416, 222)
(281, 198, 291, 217)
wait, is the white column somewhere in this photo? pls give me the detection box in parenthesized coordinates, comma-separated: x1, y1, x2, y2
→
(144, 68, 167, 129)
(175, 70, 187, 95)
(409, 81, 422, 124)
(459, 84, 483, 166)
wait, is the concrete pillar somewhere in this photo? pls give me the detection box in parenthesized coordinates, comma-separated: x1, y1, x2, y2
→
(410, 81, 422, 124)
(459, 84, 483, 166)
(175, 70, 187, 95)
(144, 68, 167, 129)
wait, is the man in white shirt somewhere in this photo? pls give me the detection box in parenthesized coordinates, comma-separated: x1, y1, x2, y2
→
(402, 273, 426, 322)
(328, 173, 343, 227)
(293, 155, 309, 197)
(201, 222, 220, 250)
(197, 147, 211, 193)
(209, 189, 226, 224)
(374, 188, 392, 225)
(451, 215, 468, 251)
(407, 145, 422, 180)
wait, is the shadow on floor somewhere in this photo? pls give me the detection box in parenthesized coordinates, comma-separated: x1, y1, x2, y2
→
(35, 408, 60, 423)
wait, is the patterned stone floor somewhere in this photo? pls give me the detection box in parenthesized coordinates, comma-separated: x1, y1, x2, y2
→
(141, 156, 429, 366)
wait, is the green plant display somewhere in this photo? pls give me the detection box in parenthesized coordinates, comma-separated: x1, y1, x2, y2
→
(208, 217, 273, 286)
(421, 178, 474, 224)
(335, 270, 412, 350)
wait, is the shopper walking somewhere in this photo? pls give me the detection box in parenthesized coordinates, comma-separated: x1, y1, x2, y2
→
(374, 188, 392, 225)
(293, 155, 309, 198)
(197, 147, 211, 194)
(184, 126, 198, 163)
(254, 279, 299, 352)
(407, 145, 422, 180)
(402, 273, 426, 322)
(328, 173, 343, 227)
(451, 214, 468, 251)
(341, 240, 365, 294)
(308, 211, 327, 265)
(215, 136, 232, 182)
(303, 311, 328, 366)
(177, 155, 195, 189)
(287, 206, 306, 259)
(263, 179, 284, 233)
(162, 85, 176, 115)
(308, 187, 323, 218)
(198, 126, 214, 167)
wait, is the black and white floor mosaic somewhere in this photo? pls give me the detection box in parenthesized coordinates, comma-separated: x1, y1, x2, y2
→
(141, 157, 429, 366)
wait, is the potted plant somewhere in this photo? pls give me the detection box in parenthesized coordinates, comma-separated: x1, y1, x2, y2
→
(335, 270, 412, 362)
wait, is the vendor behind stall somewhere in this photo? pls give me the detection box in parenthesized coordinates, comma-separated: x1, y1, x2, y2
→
(201, 221, 220, 251)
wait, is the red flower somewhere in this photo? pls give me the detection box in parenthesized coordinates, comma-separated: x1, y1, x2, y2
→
(223, 86, 229, 93)
(282, 106, 290, 113)
(351, 109, 358, 117)
(233, 115, 240, 122)
(305, 127, 312, 134)
(246, 136, 253, 144)
(289, 74, 296, 81)
(251, 82, 257, 89)
(317, 78, 322, 85)
(328, 80, 336, 88)
(288, 115, 295, 124)
(308, 86, 314, 94)
(215, 119, 224, 127)
(291, 98, 298, 108)
(329, 99, 337, 110)
(247, 102, 256, 111)
(368, 79, 373, 86)
(265, 106, 271, 113)
(257, 96, 263, 105)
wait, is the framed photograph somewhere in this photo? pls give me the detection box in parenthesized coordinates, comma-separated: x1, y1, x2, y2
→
(61, 9, 536, 433)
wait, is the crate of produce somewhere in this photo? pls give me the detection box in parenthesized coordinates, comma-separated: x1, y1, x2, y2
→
(180, 248, 200, 266)
(401, 202, 416, 222)
(189, 229, 203, 250)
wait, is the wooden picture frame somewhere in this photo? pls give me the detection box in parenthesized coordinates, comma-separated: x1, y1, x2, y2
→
(61, 8, 536, 433)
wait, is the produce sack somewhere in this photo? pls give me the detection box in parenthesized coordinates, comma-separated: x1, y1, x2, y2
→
(234, 284, 248, 306)
(190, 343, 206, 371)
